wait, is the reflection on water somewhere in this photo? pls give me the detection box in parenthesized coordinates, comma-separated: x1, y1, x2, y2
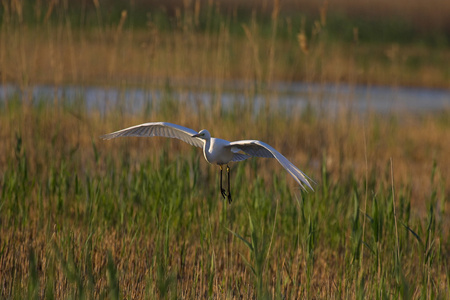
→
(1, 81, 449, 115)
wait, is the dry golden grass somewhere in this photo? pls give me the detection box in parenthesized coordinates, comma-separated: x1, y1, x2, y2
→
(1, 2, 449, 298)
(1, 98, 448, 217)
(1, 1, 449, 88)
(1, 101, 449, 298)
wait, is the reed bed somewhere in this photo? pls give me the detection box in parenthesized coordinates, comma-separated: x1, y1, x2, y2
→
(1, 94, 449, 299)
(1, 1, 449, 299)
(1, 0, 449, 88)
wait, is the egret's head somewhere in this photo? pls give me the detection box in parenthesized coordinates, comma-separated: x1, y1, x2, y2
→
(192, 129, 210, 140)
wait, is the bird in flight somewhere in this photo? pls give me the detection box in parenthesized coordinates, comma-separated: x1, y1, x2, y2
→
(101, 122, 314, 203)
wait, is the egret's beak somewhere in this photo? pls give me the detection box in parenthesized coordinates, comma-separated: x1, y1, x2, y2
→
(192, 133, 201, 138)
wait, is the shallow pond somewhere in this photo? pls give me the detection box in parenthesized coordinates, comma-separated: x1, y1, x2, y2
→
(1, 81, 449, 115)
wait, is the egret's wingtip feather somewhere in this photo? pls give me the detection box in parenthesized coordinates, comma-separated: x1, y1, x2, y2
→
(229, 139, 315, 192)
(99, 122, 204, 148)
(100, 131, 123, 140)
(298, 182, 314, 193)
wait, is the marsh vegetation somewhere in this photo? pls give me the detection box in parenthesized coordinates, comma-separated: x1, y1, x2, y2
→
(1, 1, 449, 298)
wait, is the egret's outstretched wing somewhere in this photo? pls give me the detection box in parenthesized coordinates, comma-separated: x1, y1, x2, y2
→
(100, 122, 204, 148)
(228, 140, 314, 191)
(230, 153, 252, 162)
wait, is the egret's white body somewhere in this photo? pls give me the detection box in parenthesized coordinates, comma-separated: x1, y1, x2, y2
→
(204, 137, 234, 164)
(101, 122, 313, 202)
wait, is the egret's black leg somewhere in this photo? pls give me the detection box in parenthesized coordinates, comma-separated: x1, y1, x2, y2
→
(227, 165, 232, 203)
(219, 165, 227, 199)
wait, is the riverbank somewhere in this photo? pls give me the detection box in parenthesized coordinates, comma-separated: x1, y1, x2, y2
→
(1, 1, 449, 89)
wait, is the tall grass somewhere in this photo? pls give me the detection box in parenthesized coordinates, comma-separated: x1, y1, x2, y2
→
(1, 93, 449, 298)
(0, 0, 449, 89)
(0, 1, 449, 299)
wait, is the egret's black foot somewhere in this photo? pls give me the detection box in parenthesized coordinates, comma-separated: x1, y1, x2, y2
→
(221, 189, 227, 199)
(226, 165, 232, 203)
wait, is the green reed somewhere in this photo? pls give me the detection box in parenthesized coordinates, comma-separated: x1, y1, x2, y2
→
(1, 96, 449, 299)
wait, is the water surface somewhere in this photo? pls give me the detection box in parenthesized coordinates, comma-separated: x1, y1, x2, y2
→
(1, 81, 449, 115)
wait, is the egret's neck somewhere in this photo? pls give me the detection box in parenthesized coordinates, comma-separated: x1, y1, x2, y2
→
(203, 137, 211, 151)
(202, 137, 212, 163)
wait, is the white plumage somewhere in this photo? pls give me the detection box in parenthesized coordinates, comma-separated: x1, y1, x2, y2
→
(101, 122, 314, 202)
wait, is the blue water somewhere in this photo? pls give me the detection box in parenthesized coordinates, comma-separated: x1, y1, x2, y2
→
(1, 81, 449, 115)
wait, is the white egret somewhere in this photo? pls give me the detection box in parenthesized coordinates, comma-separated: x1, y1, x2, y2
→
(101, 122, 314, 202)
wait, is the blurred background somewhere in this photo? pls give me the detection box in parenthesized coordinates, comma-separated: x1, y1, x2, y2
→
(0, 0, 449, 298)
(1, 0, 450, 87)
